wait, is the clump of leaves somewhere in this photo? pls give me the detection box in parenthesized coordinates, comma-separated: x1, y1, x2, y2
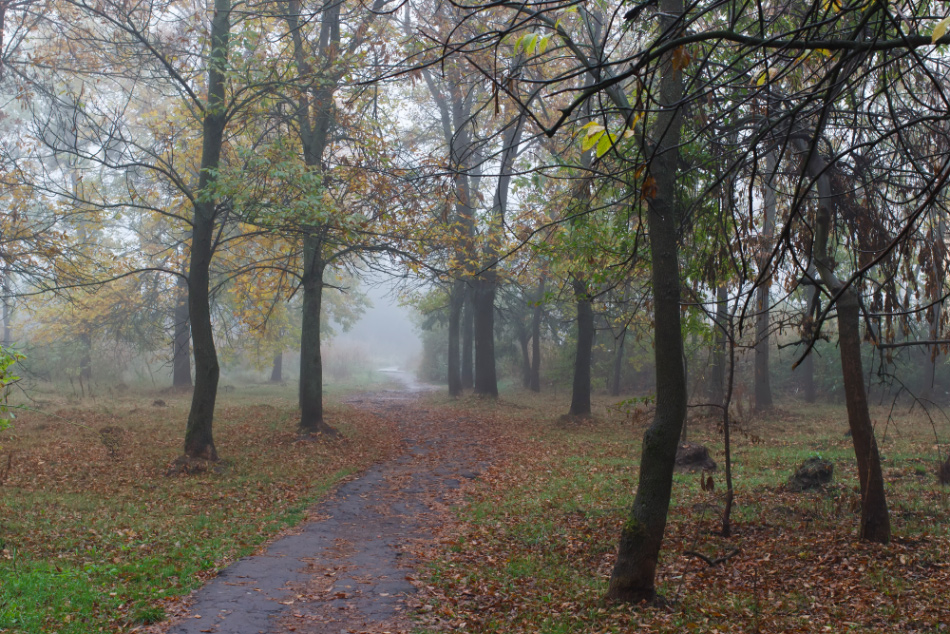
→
(0, 346, 24, 444)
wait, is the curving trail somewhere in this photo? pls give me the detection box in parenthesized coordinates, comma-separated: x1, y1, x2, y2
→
(159, 373, 491, 634)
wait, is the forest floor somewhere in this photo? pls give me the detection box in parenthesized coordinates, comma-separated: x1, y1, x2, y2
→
(2, 377, 950, 633)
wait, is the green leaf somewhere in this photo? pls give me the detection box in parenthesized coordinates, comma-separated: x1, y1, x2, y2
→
(513, 34, 525, 53)
(932, 16, 950, 44)
(595, 132, 615, 157)
(523, 33, 538, 54)
(582, 129, 604, 152)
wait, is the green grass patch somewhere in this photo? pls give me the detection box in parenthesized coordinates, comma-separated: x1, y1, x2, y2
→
(0, 384, 397, 632)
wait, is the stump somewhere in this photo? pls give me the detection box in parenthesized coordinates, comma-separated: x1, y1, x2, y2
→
(938, 456, 950, 486)
(788, 457, 834, 492)
(675, 442, 717, 473)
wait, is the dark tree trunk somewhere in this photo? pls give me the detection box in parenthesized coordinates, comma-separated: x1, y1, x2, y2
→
(183, 0, 230, 462)
(270, 351, 283, 383)
(808, 150, 890, 543)
(801, 350, 816, 402)
(708, 284, 727, 405)
(519, 329, 531, 389)
(471, 88, 523, 400)
(1, 266, 11, 346)
(79, 332, 92, 383)
(298, 233, 337, 436)
(607, 0, 685, 600)
(529, 277, 544, 392)
(611, 329, 626, 397)
(173, 275, 192, 388)
(721, 314, 737, 537)
(754, 153, 777, 411)
(447, 280, 464, 396)
(838, 295, 890, 542)
(473, 277, 498, 397)
(461, 285, 474, 389)
(569, 277, 594, 417)
(797, 280, 819, 402)
(754, 281, 773, 410)
(925, 219, 945, 399)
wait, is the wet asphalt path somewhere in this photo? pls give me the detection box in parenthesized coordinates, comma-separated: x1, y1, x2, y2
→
(159, 374, 490, 634)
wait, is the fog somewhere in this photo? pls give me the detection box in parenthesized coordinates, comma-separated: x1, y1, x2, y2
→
(326, 279, 421, 373)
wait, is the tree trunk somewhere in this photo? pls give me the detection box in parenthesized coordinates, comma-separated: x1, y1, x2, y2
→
(838, 295, 890, 541)
(270, 351, 283, 383)
(529, 277, 544, 392)
(925, 219, 945, 399)
(461, 285, 474, 389)
(447, 279, 464, 396)
(754, 281, 773, 410)
(183, 0, 230, 462)
(298, 233, 337, 435)
(754, 153, 778, 411)
(708, 284, 727, 405)
(569, 277, 594, 417)
(611, 329, 626, 397)
(801, 349, 816, 402)
(79, 332, 92, 384)
(799, 276, 819, 403)
(173, 275, 192, 388)
(721, 312, 737, 537)
(519, 328, 531, 389)
(1, 265, 11, 346)
(808, 150, 890, 543)
(473, 277, 498, 397)
(607, 0, 685, 600)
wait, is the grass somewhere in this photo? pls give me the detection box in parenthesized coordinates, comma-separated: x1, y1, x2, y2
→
(413, 390, 950, 633)
(0, 378, 400, 633)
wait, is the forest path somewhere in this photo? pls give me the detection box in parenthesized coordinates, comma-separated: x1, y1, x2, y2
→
(159, 373, 491, 634)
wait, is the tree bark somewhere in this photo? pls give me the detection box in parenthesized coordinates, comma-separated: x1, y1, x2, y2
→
(808, 150, 890, 543)
(298, 233, 338, 435)
(708, 284, 727, 405)
(270, 351, 283, 383)
(79, 332, 92, 383)
(519, 322, 531, 389)
(607, 0, 686, 600)
(447, 279, 464, 396)
(472, 87, 525, 399)
(173, 275, 192, 388)
(1, 265, 11, 346)
(754, 154, 777, 410)
(473, 277, 498, 397)
(837, 295, 890, 541)
(569, 276, 594, 417)
(925, 219, 945, 398)
(461, 285, 474, 389)
(798, 282, 818, 403)
(183, 0, 231, 462)
(529, 277, 544, 392)
(611, 329, 626, 397)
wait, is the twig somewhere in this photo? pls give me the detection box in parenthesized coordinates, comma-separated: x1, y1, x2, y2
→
(683, 548, 740, 567)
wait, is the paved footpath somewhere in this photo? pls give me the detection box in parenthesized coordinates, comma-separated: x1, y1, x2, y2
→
(158, 376, 491, 634)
